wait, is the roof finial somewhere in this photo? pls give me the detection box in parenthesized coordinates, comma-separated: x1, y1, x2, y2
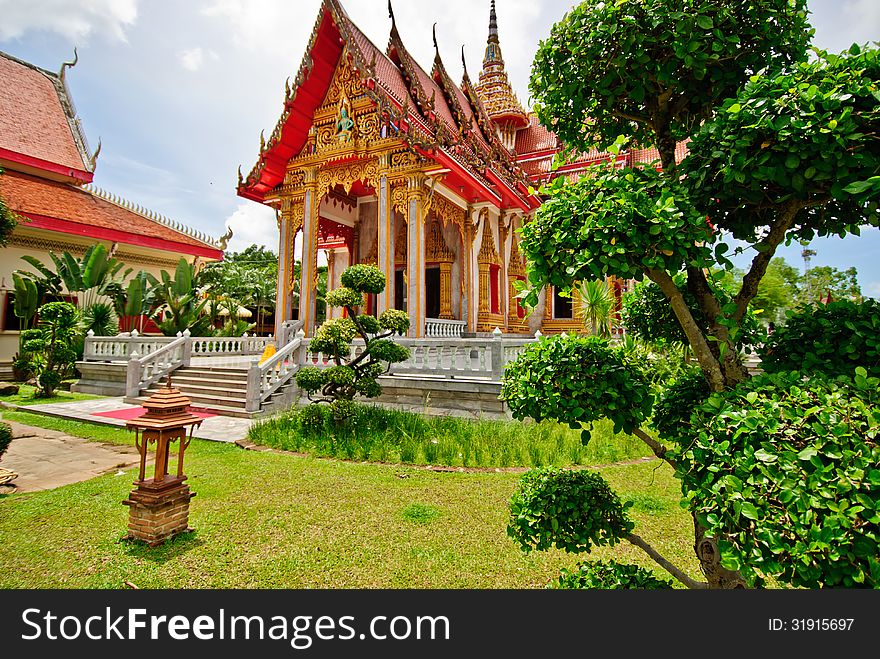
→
(388, 0, 396, 26)
(59, 47, 78, 82)
(489, 0, 498, 42)
(89, 138, 102, 170)
(432, 23, 439, 56)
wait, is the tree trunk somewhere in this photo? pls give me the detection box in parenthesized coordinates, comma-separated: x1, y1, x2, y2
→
(693, 517, 748, 588)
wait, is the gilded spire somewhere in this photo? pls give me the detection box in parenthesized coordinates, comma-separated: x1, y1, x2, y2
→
(474, 0, 529, 138)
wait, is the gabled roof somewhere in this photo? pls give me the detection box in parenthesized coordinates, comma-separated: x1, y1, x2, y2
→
(0, 169, 223, 258)
(0, 50, 94, 182)
(238, 0, 535, 211)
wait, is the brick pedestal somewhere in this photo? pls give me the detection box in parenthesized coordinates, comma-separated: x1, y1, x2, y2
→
(123, 479, 195, 546)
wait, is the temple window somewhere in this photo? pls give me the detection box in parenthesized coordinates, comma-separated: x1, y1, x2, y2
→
(552, 287, 573, 320)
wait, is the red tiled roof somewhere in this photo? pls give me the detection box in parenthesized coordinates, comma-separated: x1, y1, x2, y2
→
(347, 20, 412, 109)
(0, 52, 90, 176)
(515, 115, 557, 154)
(0, 170, 220, 255)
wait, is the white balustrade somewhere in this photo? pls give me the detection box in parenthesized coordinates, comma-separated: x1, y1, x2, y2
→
(425, 318, 467, 338)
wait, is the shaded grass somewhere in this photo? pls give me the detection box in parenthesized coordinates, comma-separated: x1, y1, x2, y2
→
(0, 384, 102, 407)
(1, 409, 133, 445)
(249, 404, 652, 469)
(0, 431, 698, 588)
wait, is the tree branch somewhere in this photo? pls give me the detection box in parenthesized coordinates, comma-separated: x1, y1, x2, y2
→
(612, 109, 652, 126)
(686, 267, 749, 385)
(731, 201, 804, 327)
(646, 268, 725, 391)
(625, 532, 708, 590)
(631, 428, 675, 469)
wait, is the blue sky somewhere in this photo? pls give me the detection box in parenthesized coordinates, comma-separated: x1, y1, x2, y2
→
(1, 0, 877, 296)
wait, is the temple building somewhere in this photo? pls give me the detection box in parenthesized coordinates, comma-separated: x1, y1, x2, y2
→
(0, 50, 225, 376)
(239, 0, 679, 338)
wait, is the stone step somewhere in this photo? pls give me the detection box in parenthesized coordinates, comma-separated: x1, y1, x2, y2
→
(166, 377, 249, 393)
(174, 367, 249, 382)
(144, 388, 247, 409)
(131, 397, 255, 419)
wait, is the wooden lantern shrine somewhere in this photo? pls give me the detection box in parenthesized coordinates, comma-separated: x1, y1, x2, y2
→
(122, 377, 203, 546)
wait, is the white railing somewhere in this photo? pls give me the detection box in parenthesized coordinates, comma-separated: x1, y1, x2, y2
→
(84, 330, 176, 362)
(126, 335, 187, 398)
(425, 318, 467, 338)
(298, 329, 537, 382)
(246, 330, 305, 412)
(280, 320, 305, 346)
(191, 335, 272, 357)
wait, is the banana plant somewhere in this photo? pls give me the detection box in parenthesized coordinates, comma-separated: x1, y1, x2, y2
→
(18, 244, 127, 309)
(112, 270, 158, 333)
(153, 258, 214, 337)
(12, 273, 39, 331)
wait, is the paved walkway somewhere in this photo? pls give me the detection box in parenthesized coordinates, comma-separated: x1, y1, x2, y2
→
(16, 398, 254, 444)
(0, 421, 143, 493)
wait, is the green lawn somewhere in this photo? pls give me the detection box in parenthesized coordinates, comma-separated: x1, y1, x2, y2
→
(0, 384, 102, 407)
(0, 411, 700, 589)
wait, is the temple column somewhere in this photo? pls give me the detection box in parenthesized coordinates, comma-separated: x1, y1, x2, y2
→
(275, 197, 303, 341)
(299, 166, 320, 336)
(274, 209, 291, 341)
(376, 155, 393, 315)
(407, 174, 427, 337)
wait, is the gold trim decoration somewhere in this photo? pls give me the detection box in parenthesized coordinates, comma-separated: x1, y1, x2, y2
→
(317, 158, 380, 196)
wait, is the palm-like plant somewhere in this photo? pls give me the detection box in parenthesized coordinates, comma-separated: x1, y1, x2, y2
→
(576, 279, 615, 338)
(153, 259, 213, 337)
(20, 244, 127, 310)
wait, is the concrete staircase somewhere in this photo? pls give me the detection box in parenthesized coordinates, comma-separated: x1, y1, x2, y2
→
(134, 366, 253, 418)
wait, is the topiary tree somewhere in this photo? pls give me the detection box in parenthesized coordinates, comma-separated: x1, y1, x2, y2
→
(295, 265, 410, 420)
(506, 0, 880, 588)
(20, 301, 79, 397)
(758, 299, 880, 379)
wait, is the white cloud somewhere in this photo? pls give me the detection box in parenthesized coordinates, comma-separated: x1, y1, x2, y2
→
(867, 282, 880, 301)
(178, 47, 218, 72)
(0, 0, 138, 42)
(223, 201, 279, 254)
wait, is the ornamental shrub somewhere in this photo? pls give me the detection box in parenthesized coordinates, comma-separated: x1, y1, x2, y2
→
(550, 560, 673, 590)
(651, 369, 710, 442)
(759, 299, 880, 379)
(341, 264, 386, 294)
(0, 422, 12, 461)
(676, 370, 880, 588)
(300, 265, 410, 419)
(500, 335, 653, 438)
(20, 301, 80, 397)
(508, 467, 634, 554)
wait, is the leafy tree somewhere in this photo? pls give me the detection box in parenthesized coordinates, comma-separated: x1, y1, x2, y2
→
(799, 265, 862, 306)
(203, 245, 278, 334)
(759, 299, 880, 378)
(507, 0, 880, 588)
(19, 302, 79, 397)
(295, 265, 410, 420)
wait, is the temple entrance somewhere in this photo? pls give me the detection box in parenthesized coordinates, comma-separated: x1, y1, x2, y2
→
(425, 267, 441, 319)
(395, 269, 406, 312)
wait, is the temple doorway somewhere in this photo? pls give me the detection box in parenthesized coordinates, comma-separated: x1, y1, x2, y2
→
(395, 269, 406, 312)
(425, 267, 441, 319)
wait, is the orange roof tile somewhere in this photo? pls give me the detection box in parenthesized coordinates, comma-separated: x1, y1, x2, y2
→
(0, 170, 220, 255)
(0, 51, 91, 176)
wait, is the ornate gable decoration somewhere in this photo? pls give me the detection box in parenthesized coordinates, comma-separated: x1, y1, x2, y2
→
(477, 211, 499, 265)
(427, 219, 453, 263)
